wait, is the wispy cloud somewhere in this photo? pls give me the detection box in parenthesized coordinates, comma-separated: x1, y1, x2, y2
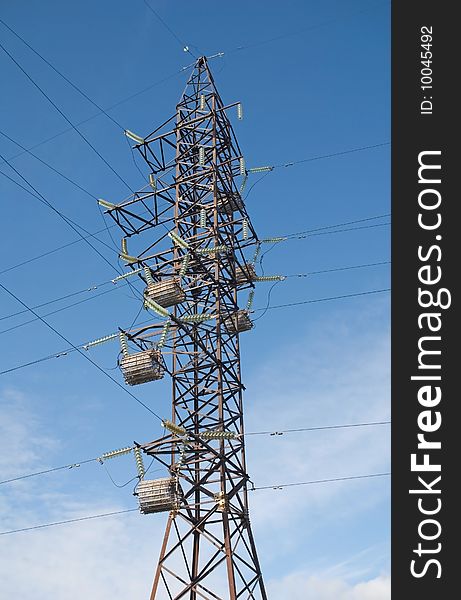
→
(244, 301, 390, 577)
(267, 571, 390, 600)
(0, 300, 390, 598)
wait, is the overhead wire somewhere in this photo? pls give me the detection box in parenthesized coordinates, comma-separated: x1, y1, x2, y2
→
(0, 251, 389, 328)
(281, 213, 391, 239)
(0, 420, 390, 485)
(289, 222, 390, 239)
(0, 284, 129, 337)
(0, 285, 391, 377)
(143, 0, 199, 58)
(0, 458, 98, 485)
(0, 418, 390, 487)
(0, 40, 135, 193)
(0, 471, 390, 536)
(0, 281, 162, 420)
(0, 1, 387, 170)
(285, 260, 391, 278)
(252, 288, 390, 315)
(0, 153, 144, 303)
(0, 17, 124, 130)
(0, 508, 139, 536)
(245, 420, 390, 437)
(251, 471, 390, 491)
(257, 214, 390, 266)
(0, 148, 389, 275)
(271, 142, 389, 169)
(0, 68, 184, 168)
(1, 284, 109, 323)
(0, 128, 103, 202)
(0, 220, 115, 276)
(0, 126, 128, 259)
(0, 154, 121, 268)
(223, 0, 389, 56)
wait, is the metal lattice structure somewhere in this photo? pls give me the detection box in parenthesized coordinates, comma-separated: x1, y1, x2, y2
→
(104, 56, 267, 599)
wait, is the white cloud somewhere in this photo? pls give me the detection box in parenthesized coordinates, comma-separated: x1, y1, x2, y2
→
(0, 302, 390, 598)
(0, 388, 58, 479)
(267, 571, 390, 600)
(243, 305, 390, 571)
(246, 308, 390, 522)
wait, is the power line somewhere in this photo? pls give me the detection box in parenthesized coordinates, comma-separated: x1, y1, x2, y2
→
(0, 420, 390, 487)
(143, 0, 198, 58)
(0, 280, 113, 322)
(0, 40, 134, 193)
(0, 206, 389, 280)
(286, 260, 390, 277)
(0, 2, 386, 171)
(253, 288, 390, 313)
(0, 128, 100, 201)
(0, 155, 119, 265)
(0, 17, 124, 131)
(0, 471, 390, 536)
(0, 285, 391, 377)
(281, 213, 391, 239)
(0, 284, 130, 337)
(0, 258, 390, 329)
(290, 222, 390, 239)
(0, 153, 144, 303)
(251, 471, 391, 491)
(0, 281, 162, 420)
(0, 350, 74, 376)
(0, 216, 116, 276)
(0, 18, 142, 256)
(0, 458, 98, 486)
(272, 142, 389, 169)
(245, 420, 390, 436)
(0, 69, 184, 168)
(225, 0, 388, 56)
(256, 214, 390, 268)
(0, 508, 138, 536)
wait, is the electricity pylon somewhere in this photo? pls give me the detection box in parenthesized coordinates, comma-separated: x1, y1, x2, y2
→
(104, 56, 267, 600)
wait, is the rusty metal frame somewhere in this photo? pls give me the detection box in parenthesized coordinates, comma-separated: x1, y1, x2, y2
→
(107, 57, 266, 600)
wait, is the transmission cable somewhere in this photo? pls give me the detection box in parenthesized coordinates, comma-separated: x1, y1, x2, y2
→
(0, 285, 392, 378)
(281, 213, 391, 239)
(0, 220, 114, 276)
(0, 154, 120, 268)
(0, 40, 134, 193)
(0, 155, 144, 303)
(0, 280, 114, 322)
(285, 260, 390, 278)
(0, 285, 130, 337)
(0, 257, 389, 330)
(0, 458, 99, 486)
(0, 419, 389, 487)
(0, 17, 124, 130)
(224, 0, 388, 55)
(143, 0, 199, 58)
(245, 420, 390, 437)
(0, 281, 162, 420)
(0, 128, 103, 202)
(0, 471, 390, 536)
(0, 508, 139, 536)
(252, 288, 390, 314)
(0, 68, 184, 168)
(250, 471, 390, 491)
(272, 142, 389, 170)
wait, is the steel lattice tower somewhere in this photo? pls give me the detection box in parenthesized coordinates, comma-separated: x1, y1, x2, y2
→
(105, 56, 267, 599)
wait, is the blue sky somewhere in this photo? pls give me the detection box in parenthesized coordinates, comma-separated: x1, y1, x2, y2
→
(0, 1, 390, 598)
